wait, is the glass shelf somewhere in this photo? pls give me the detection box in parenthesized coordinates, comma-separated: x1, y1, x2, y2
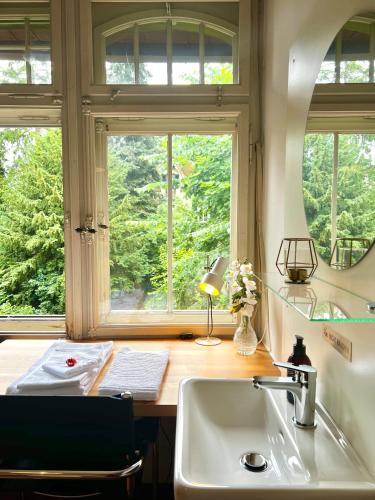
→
(258, 273, 375, 322)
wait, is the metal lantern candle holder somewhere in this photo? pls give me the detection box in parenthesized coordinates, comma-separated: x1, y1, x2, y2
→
(329, 237, 372, 270)
(276, 238, 318, 284)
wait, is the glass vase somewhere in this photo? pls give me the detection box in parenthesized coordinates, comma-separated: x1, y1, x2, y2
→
(233, 313, 258, 356)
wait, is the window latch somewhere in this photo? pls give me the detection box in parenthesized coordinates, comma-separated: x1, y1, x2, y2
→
(75, 224, 108, 234)
(216, 86, 223, 107)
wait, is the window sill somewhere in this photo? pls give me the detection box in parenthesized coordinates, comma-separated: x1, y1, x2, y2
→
(91, 322, 236, 338)
(0, 317, 65, 335)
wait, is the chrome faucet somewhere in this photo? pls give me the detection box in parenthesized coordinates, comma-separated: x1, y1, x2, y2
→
(253, 361, 317, 429)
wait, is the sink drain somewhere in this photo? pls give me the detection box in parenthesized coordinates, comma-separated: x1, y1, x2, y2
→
(240, 452, 268, 472)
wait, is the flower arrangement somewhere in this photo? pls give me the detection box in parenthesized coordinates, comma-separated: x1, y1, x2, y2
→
(228, 260, 260, 317)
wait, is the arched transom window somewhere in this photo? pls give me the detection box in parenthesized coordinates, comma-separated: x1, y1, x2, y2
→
(317, 15, 375, 84)
(93, 9, 238, 85)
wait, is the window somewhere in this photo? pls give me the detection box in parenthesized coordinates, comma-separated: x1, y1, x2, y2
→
(92, 2, 239, 85)
(317, 16, 375, 84)
(0, 5, 52, 85)
(0, 125, 64, 331)
(0, 1, 250, 336)
(95, 117, 239, 329)
(303, 131, 375, 267)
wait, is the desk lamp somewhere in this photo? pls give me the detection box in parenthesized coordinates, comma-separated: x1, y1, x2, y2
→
(196, 256, 227, 346)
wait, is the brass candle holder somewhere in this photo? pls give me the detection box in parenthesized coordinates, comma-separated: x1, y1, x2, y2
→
(276, 238, 318, 284)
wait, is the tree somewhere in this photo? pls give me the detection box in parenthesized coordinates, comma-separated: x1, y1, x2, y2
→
(0, 128, 64, 314)
(107, 133, 232, 311)
(107, 135, 168, 309)
(303, 132, 375, 264)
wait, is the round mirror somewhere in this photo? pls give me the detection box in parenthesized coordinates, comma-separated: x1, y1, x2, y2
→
(303, 14, 375, 270)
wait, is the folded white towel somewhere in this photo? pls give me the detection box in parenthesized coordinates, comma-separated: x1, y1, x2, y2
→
(42, 352, 101, 379)
(17, 370, 90, 390)
(98, 348, 169, 401)
(6, 341, 113, 396)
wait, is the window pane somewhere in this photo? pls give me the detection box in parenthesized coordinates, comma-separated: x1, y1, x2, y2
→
(105, 27, 135, 84)
(342, 26, 370, 55)
(172, 135, 232, 310)
(0, 12, 52, 85)
(337, 134, 375, 266)
(0, 128, 64, 315)
(316, 40, 336, 83)
(172, 22, 200, 84)
(107, 135, 168, 311)
(340, 24, 371, 83)
(139, 22, 167, 84)
(316, 61, 336, 83)
(302, 133, 334, 262)
(340, 60, 370, 83)
(93, 2, 239, 86)
(30, 20, 52, 84)
(0, 21, 27, 83)
(204, 26, 233, 84)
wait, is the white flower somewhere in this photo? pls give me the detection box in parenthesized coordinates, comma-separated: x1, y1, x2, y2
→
(246, 280, 257, 291)
(242, 297, 257, 305)
(229, 260, 241, 272)
(228, 259, 260, 315)
(230, 281, 242, 294)
(228, 269, 239, 281)
(240, 263, 253, 275)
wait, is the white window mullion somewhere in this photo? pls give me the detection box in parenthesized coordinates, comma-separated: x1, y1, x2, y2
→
(370, 23, 375, 83)
(167, 133, 173, 313)
(25, 17, 32, 84)
(199, 23, 205, 85)
(232, 33, 239, 84)
(134, 23, 139, 84)
(335, 31, 342, 83)
(331, 133, 339, 254)
(167, 20, 172, 85)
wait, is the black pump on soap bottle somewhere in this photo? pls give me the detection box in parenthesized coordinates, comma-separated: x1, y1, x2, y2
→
(287, 335, 311, 404)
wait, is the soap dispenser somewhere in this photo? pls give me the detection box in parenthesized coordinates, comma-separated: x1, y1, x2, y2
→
(287, 335, 311, 404)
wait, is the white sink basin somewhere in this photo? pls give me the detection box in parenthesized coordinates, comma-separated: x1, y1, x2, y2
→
(174, 378, 375, 500)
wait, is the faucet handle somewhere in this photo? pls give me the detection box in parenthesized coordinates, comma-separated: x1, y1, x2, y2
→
(273, 361, 317, 375)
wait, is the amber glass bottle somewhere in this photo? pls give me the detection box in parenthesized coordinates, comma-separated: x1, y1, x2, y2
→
(287, 335, 311, 404)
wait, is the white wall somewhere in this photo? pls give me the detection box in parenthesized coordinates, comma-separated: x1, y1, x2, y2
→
(263, 0, 375, 477)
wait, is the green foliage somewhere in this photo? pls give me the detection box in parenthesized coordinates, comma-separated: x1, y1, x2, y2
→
(0, 128, 64, 314)
(108, 133, 232, 311)
(303, 133, 375, 263)
(107, 135, 168, 310)
(177, 63, 234, 85)
(0, 127, 231, 316)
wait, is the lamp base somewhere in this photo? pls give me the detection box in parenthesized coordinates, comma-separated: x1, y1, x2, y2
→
(195, 336, 222, 346)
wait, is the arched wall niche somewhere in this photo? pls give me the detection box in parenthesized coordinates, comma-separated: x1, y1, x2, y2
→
(262, 0, 375, 479)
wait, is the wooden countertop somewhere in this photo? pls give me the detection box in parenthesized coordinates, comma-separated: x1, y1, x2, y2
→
(0, 339, 280, 417)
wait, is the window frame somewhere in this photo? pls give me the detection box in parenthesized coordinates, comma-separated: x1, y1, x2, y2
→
(304, 115, 375, 271)
(85, 106, 249, 337)
(79, 0, 250, 98)
(0, 109, 66, 337)
(0, 0, 62, 97)
(93, 11, 238, 85)
(0, 1, 253, 338)
(316, 16, 375, 85)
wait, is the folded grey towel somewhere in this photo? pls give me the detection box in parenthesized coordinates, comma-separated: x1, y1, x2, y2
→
(98, 348, 169, 400)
